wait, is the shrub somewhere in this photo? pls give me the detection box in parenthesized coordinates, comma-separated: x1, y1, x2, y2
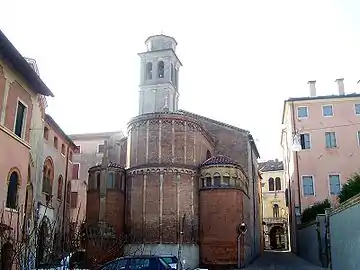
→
(301, 199, 330, 223)
(338, 173, 360, 203)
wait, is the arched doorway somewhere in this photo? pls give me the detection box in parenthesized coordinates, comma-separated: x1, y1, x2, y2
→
(36, 219, 49, 266)
(269, 226, 285, 250)
(1, 242, 13, 270)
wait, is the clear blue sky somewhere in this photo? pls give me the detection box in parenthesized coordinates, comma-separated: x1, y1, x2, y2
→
(1, 0, 360, 160)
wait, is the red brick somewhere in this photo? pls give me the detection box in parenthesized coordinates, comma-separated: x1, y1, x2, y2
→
(162, 172, 178, 243)
(199, 189, 245, 265)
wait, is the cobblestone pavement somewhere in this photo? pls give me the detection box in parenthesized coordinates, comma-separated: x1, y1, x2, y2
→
(244, 251, 326, 269)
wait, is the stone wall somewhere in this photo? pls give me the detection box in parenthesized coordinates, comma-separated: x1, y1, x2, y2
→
(330, 194, 360, 270)
(296, 215, 326, 267)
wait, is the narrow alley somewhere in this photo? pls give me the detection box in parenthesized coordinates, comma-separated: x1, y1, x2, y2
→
(244, 251, 326, 270)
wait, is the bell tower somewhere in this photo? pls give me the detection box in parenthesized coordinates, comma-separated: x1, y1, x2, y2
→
(138, 34, 182, 115)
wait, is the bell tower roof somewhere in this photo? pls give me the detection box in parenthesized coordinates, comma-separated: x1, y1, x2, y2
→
(145, 34, 178, 52)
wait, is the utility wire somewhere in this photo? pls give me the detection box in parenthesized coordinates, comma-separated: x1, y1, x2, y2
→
(297, 121, 360, 132)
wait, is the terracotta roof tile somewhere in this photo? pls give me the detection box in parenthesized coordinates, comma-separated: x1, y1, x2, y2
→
(201, 155, 239, 167)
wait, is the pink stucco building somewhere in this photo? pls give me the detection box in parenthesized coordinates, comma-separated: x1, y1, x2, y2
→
(281, 78, 360, 251)
(0, 29, 54, 257)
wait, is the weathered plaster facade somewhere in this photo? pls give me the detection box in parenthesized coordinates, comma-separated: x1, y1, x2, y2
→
(259, 160, 288, 251)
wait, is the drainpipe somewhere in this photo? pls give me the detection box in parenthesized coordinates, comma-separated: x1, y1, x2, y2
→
(290, 102, 302, 217)
(250, 145, 256, 259)
(62, 144, 70, 251)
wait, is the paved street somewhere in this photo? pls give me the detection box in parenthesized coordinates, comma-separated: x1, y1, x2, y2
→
(244, 251, 326, 269)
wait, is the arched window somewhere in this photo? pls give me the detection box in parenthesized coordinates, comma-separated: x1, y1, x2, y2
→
(205, 174, 212, 187)
(273, 204, 279, 218)
(206, 150, 211, 160)
(6, 170, 20, 209)
(158, 61, 164, 78)
(171, 63, 175, 83)
(223, 173, 230, 186)
(268, 177, 275, 191)
(96, 172, 101, 189)
(275, 177, 281, 191)
(57, 175, 63, 200)
(42, 157, 54, 195)
(66, 182, 71, 205)
(146, 62, 152, 80)
(107, 172, 115, 189)
(213, 173, 221, 187)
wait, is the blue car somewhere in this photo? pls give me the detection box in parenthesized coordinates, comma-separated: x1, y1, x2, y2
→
(99, 255, 172, 270)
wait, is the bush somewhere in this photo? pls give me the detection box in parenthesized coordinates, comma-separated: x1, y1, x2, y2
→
(301, 199, 331, 223)
(338, 173, 360, 203)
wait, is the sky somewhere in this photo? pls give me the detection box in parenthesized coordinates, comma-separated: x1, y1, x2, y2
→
(1, 0, 360, 161)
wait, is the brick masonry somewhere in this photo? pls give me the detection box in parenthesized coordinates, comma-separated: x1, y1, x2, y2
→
(199, 189, 245, 265)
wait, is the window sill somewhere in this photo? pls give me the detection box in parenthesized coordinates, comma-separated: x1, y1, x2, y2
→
(5, 207, 19, 213)
(0, 124, 31, 149)
(325, 147, 338, 150)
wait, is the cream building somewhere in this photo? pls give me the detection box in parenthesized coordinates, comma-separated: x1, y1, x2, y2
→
(259, 159, 289, 250)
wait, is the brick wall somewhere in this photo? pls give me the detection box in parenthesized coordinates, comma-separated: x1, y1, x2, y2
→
(199, 189, 245, 265)
(127, 169, 197, 244)
(128, 113, 215, 169)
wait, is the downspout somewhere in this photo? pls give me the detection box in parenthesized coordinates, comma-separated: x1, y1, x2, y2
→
(62, 144, 70, 251)
(290, 102, 302, 216)
(250, 144, 256, 259)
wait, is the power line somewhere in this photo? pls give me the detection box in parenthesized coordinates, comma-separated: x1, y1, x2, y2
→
(298, 121, 360, 132)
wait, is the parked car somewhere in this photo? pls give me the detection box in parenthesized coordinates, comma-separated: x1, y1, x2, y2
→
(159, 255, 178, 270)
(35, 250, 92, 270)
(99, 255, 172, 270)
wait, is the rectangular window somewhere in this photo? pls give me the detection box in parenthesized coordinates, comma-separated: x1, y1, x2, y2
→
(69, 151, 73, 162)
(297, 106, 308, 118)
(325, 132, 337, 148)
(302, 176, 314, 196)
(329, 174, 341, 195)
(355, 103, 360, 115)
(72, 163, 80, 179)
(300, 133, 311, 149)
(98, 144, 105, 153)
(74, 145, 81, 154)
(44, 126, 49, 140)
(53, 136, 58, 149)
(61, 144, 66, 155)
(322, 105, 333, 117)
(14, 101, 27, 138)
(70, 192, 78, 208)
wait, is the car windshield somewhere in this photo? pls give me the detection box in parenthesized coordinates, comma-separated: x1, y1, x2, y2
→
(161, 257, 176, 264)
(100, 259, 127, 270)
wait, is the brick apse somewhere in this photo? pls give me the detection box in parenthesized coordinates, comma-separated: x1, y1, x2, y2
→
(84, 34, 261, 268)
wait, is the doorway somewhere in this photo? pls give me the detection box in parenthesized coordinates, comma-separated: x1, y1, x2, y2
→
(269, 226, 285, 250)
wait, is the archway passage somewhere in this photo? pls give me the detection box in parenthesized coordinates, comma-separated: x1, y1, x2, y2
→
(36, 220, 49, 266)
(1, 242, 13, 270)
(269, 226, 286, 250)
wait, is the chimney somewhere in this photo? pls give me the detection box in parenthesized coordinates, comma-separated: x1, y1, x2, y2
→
(308, 80, 316, 97)
(335, 78, 345, 95)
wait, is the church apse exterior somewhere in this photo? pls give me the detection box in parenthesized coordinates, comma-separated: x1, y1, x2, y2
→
(85, 34, 262, 268)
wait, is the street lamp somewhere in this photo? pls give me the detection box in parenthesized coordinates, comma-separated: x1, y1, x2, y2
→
(237, 223, 247, 269)
(291, 133, 302, 152)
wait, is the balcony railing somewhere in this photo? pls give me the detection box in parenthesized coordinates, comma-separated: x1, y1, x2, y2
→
(263, 217, 287, 224)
